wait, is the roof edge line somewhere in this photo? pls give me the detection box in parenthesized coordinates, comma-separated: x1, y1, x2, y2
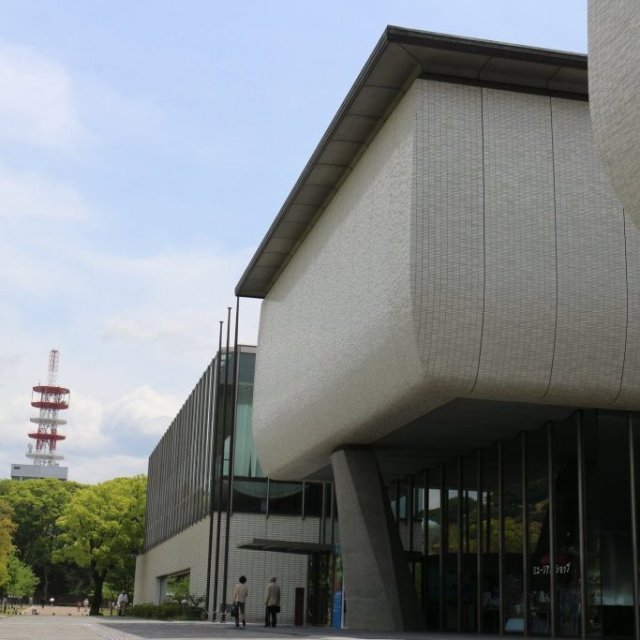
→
(234, 28, 395, 297)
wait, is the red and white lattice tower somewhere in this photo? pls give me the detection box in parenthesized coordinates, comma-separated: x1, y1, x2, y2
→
(26, 349, 70, 466)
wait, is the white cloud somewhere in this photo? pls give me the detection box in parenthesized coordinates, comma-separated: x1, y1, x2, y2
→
(0, 241, 261, 484)
(0, 352, 21, 378)
(60, 385, 179, 483)
(60, 392, 109, 455)
(0, 162, 91, 299)
(77, 79, 167, 147)
(1, 382, 181, 484)
(0, 43, 87, 149)
(102, 312, 208, 346)
(0, 162, 89, 223)
(69, 453, 149, 484)
(0, 393, 33, 448)
(91, 248, 261, 351)
(100, 385, 181, 438)
(0, 390, 43, 478)
(0, 36, 261, 485)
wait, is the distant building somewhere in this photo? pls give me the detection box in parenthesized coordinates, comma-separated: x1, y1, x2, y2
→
(10, 350, 69, 482)
(134, 346, 335, 626)
(10, 463, 68, 481)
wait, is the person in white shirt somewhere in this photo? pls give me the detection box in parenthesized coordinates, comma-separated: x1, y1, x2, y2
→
(116, 591, 128, 616)
(232, 575, 248, 627)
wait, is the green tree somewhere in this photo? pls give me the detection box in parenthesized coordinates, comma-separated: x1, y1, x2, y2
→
(1, 478, 82, 599)
(54, 475, 146, 615)
(0, 497, 16, 589)
(6, 553, 40, 597)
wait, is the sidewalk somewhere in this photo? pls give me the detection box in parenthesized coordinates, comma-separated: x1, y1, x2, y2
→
(15, 604, 92, 617)
(0, 613, 505, 640)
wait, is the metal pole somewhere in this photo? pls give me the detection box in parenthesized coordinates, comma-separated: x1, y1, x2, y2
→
(457, 456, 463, 632)
(629, 414, 640, 640)
(477, 448, 484, 634)
(577, 412, 587, 640)
(498, 442, 505, 635)
(329, 483, 337, 629)
(486, 490, 492, 554)
(302, 482, 306, 520)
(466, 490, 471, 553)
(424, 468, 430, 625)
(439, 466, 446, 631)
(218, 307, 232, 621)
(206, 322, 224, 619)
(221, 299, 241, 623)
(409, 476, 415, 555)
(266, 478, 270, 517)
(203, 364, 214, 613)
(547, 422, 557, 638)
(522, 431, 530, 637)
(329, 483, 335, 546)
(320, 481, 327, 544)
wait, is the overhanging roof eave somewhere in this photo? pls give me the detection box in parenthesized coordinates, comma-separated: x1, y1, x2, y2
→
(235, 27, 588, 299)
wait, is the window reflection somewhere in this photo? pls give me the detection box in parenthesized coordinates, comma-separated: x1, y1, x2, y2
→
(408, 409, 640, 637)
(528, 426, 550, 635)
(269, 481, 303, 516)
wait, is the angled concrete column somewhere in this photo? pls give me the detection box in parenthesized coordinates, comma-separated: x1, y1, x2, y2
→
(331, 447, 424, 631)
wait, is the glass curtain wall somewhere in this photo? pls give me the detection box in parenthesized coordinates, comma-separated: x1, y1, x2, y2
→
(144, 358, 216, 549)
(528, 426, 551, 635)
(231, 351, 267, 513)
(481, 444, 501, 633)
(503, 436, 524, 633)
(144, 346, 331, 540)
(389, 410, 640, 638)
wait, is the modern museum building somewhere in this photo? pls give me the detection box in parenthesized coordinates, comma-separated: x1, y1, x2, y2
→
(135, 19, 640, 640)
(234, 25, 640, 639)
(134, 345, 337, 626)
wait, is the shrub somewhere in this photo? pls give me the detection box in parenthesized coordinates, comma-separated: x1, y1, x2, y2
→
(128, 603, 157, 619)
(128, 600, 206, 621)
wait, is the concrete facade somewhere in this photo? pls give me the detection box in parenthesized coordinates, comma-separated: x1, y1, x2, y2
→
(135, 511, 321, 624)
(135, 349, 335, 626)
(253, 75, 638, 482)
(589, 0, 640, 229)
(331, 449, 423, 630)
(236, 27, 640, 635)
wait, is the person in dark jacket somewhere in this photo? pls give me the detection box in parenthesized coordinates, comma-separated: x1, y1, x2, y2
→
(264, 577, 281, 627)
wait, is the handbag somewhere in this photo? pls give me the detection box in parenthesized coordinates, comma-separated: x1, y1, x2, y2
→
(275, 606, 281, 613)
(229, 602, 238, 617)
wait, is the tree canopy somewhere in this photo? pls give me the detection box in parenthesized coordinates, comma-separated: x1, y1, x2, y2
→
(0, 497, 15, 588)
(54, 475, 147, 614)
(5, 553, 40, 597)
(2, 479, 81, 566)
(0, 478, 82, 599)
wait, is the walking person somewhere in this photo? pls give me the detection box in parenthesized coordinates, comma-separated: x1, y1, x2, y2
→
(264, 577, 281, 628)
(232, 575, 248, 627)
(116, 591, 128, 616)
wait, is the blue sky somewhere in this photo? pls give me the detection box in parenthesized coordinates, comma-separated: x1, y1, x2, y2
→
(0, 0, 587, 483)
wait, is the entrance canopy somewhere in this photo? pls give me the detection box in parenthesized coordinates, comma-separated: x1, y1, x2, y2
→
(238, 538, 330, 555)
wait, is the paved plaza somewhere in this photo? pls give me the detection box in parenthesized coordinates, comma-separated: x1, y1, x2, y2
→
(0, 608, 500, 640)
